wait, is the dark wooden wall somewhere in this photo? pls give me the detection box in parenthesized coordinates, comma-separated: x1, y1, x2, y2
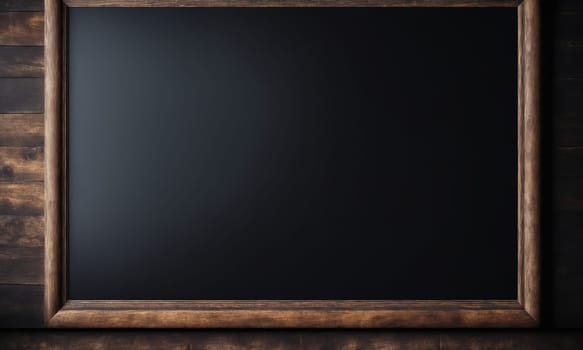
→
(0, 0, 582, 348)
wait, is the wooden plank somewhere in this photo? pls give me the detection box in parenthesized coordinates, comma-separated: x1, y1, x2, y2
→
(64, 0, 520, 7)
(0, 114, 43, 147)
(441, 332, 583, 350)
(0, 246, 43, 284)
(556, 177, 583, 211)
(45, 0, 63, 324)
(0, 331, 441, 349)
(49, 300, 536, 328)
(1, 331, 583, 349)
(0, 182, 44, 216)
(0, 47, 44, 78)
(0, 285, 44, 328)
(0, 215, 43, 247)
(552, 211, 583, 327)
(0, 0, 44, 11)
(0, 12, 43, 46)
(0, 79, 43, 113)
(0, 147, 43, 182)
(518, 0, 541, 323)
(0, 215, 44, 285)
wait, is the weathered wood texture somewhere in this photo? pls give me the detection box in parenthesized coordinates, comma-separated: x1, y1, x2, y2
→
(43, 0, 62, 324)
(0, 0, 582, 345)
(0, 12, 43, 45)
(0, 147, 44, 182)
(0, 79, 43, 113)
(48, 300, 536, 328)
(0, 114, 44, 146)
(0, 0, 43, 11)
(0, 47, 44, 77)
(64, 0, 521, 7)
(1, 331, 583, 349)
(0, 183, 44, 216)
(518, 0, 540, 323)
(0, 285, 43, 328)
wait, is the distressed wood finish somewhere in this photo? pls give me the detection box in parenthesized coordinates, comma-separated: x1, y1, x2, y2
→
(518, 0, 541, 322)
(0, 12, 43, 46)
(0, 285, 44, 328)
(0, 182, 44, 216)
(3, 331, 583, 350)
(0, 0, 44, 12)
(0, 147, 44, 182)
(64, 0, 521, 7)
(0, 47, 44, 78)
(44, 0, 63, 324)
(51, 300, 536, 328)
(0, 114, 44, 146)
(0, 79, 43, 113)
(43, 0, 541, 328)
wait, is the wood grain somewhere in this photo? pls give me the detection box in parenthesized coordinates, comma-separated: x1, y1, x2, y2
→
(0, 12, 43, 45)
(0, 215, 44, 247)
(0, 182, 44, 216)
(0, 114, 44, 146)
(0, 0, 44, 11)
(0, 216, 43, 285)
(50, 300, 537, 328)
(440, 332, 583, 350)
(44, 0, 63, 324)
(0, 147, 44, 182)
(519, 0, 541, 323)
(64, 0, 521, 7)
(0, 47, 44, 77)
(2, 331, 583, 349)
(0, 0, 579, 335)
(0, 79, 43, 113)
(0, 285, 44, 328)
(0, 246, 43, 284)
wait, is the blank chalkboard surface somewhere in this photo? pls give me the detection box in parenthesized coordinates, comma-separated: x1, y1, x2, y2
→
(67, 7, 517, 300)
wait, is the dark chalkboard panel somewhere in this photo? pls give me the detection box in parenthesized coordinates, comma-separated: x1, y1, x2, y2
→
(67, 7, 517, 300)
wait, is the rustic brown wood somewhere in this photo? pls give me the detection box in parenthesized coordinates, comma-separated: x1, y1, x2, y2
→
(63, 0, 520, 7)
(49, 300, 536, 328)
(0, 114, 44, 147)
(0, 246, 43, 284)
(0, 47, 44, 77)
(0, 215, 44, 247)
(0, 147, 44, 182)
(0, 0, 44, 11)
(3, 331, 583, 349)
(519, 0, 541, 323)
(0, 12, 43, 45)
(0, 0, 579, 335)
(517, 0, 524, 309)
(0, 79, 43, 113)
(440, 332, 583, 350)
(0, 285, 44, 328)
(39, 0, 541, 328)
(0, 214, 43, 285)
(0, 183, 43, 216)
(44, 0, 63, 324)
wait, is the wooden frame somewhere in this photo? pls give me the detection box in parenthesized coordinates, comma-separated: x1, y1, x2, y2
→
(45, 0, 540, 328)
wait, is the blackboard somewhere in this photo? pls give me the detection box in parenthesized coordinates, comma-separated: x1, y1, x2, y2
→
(67, 7, 517, 301)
